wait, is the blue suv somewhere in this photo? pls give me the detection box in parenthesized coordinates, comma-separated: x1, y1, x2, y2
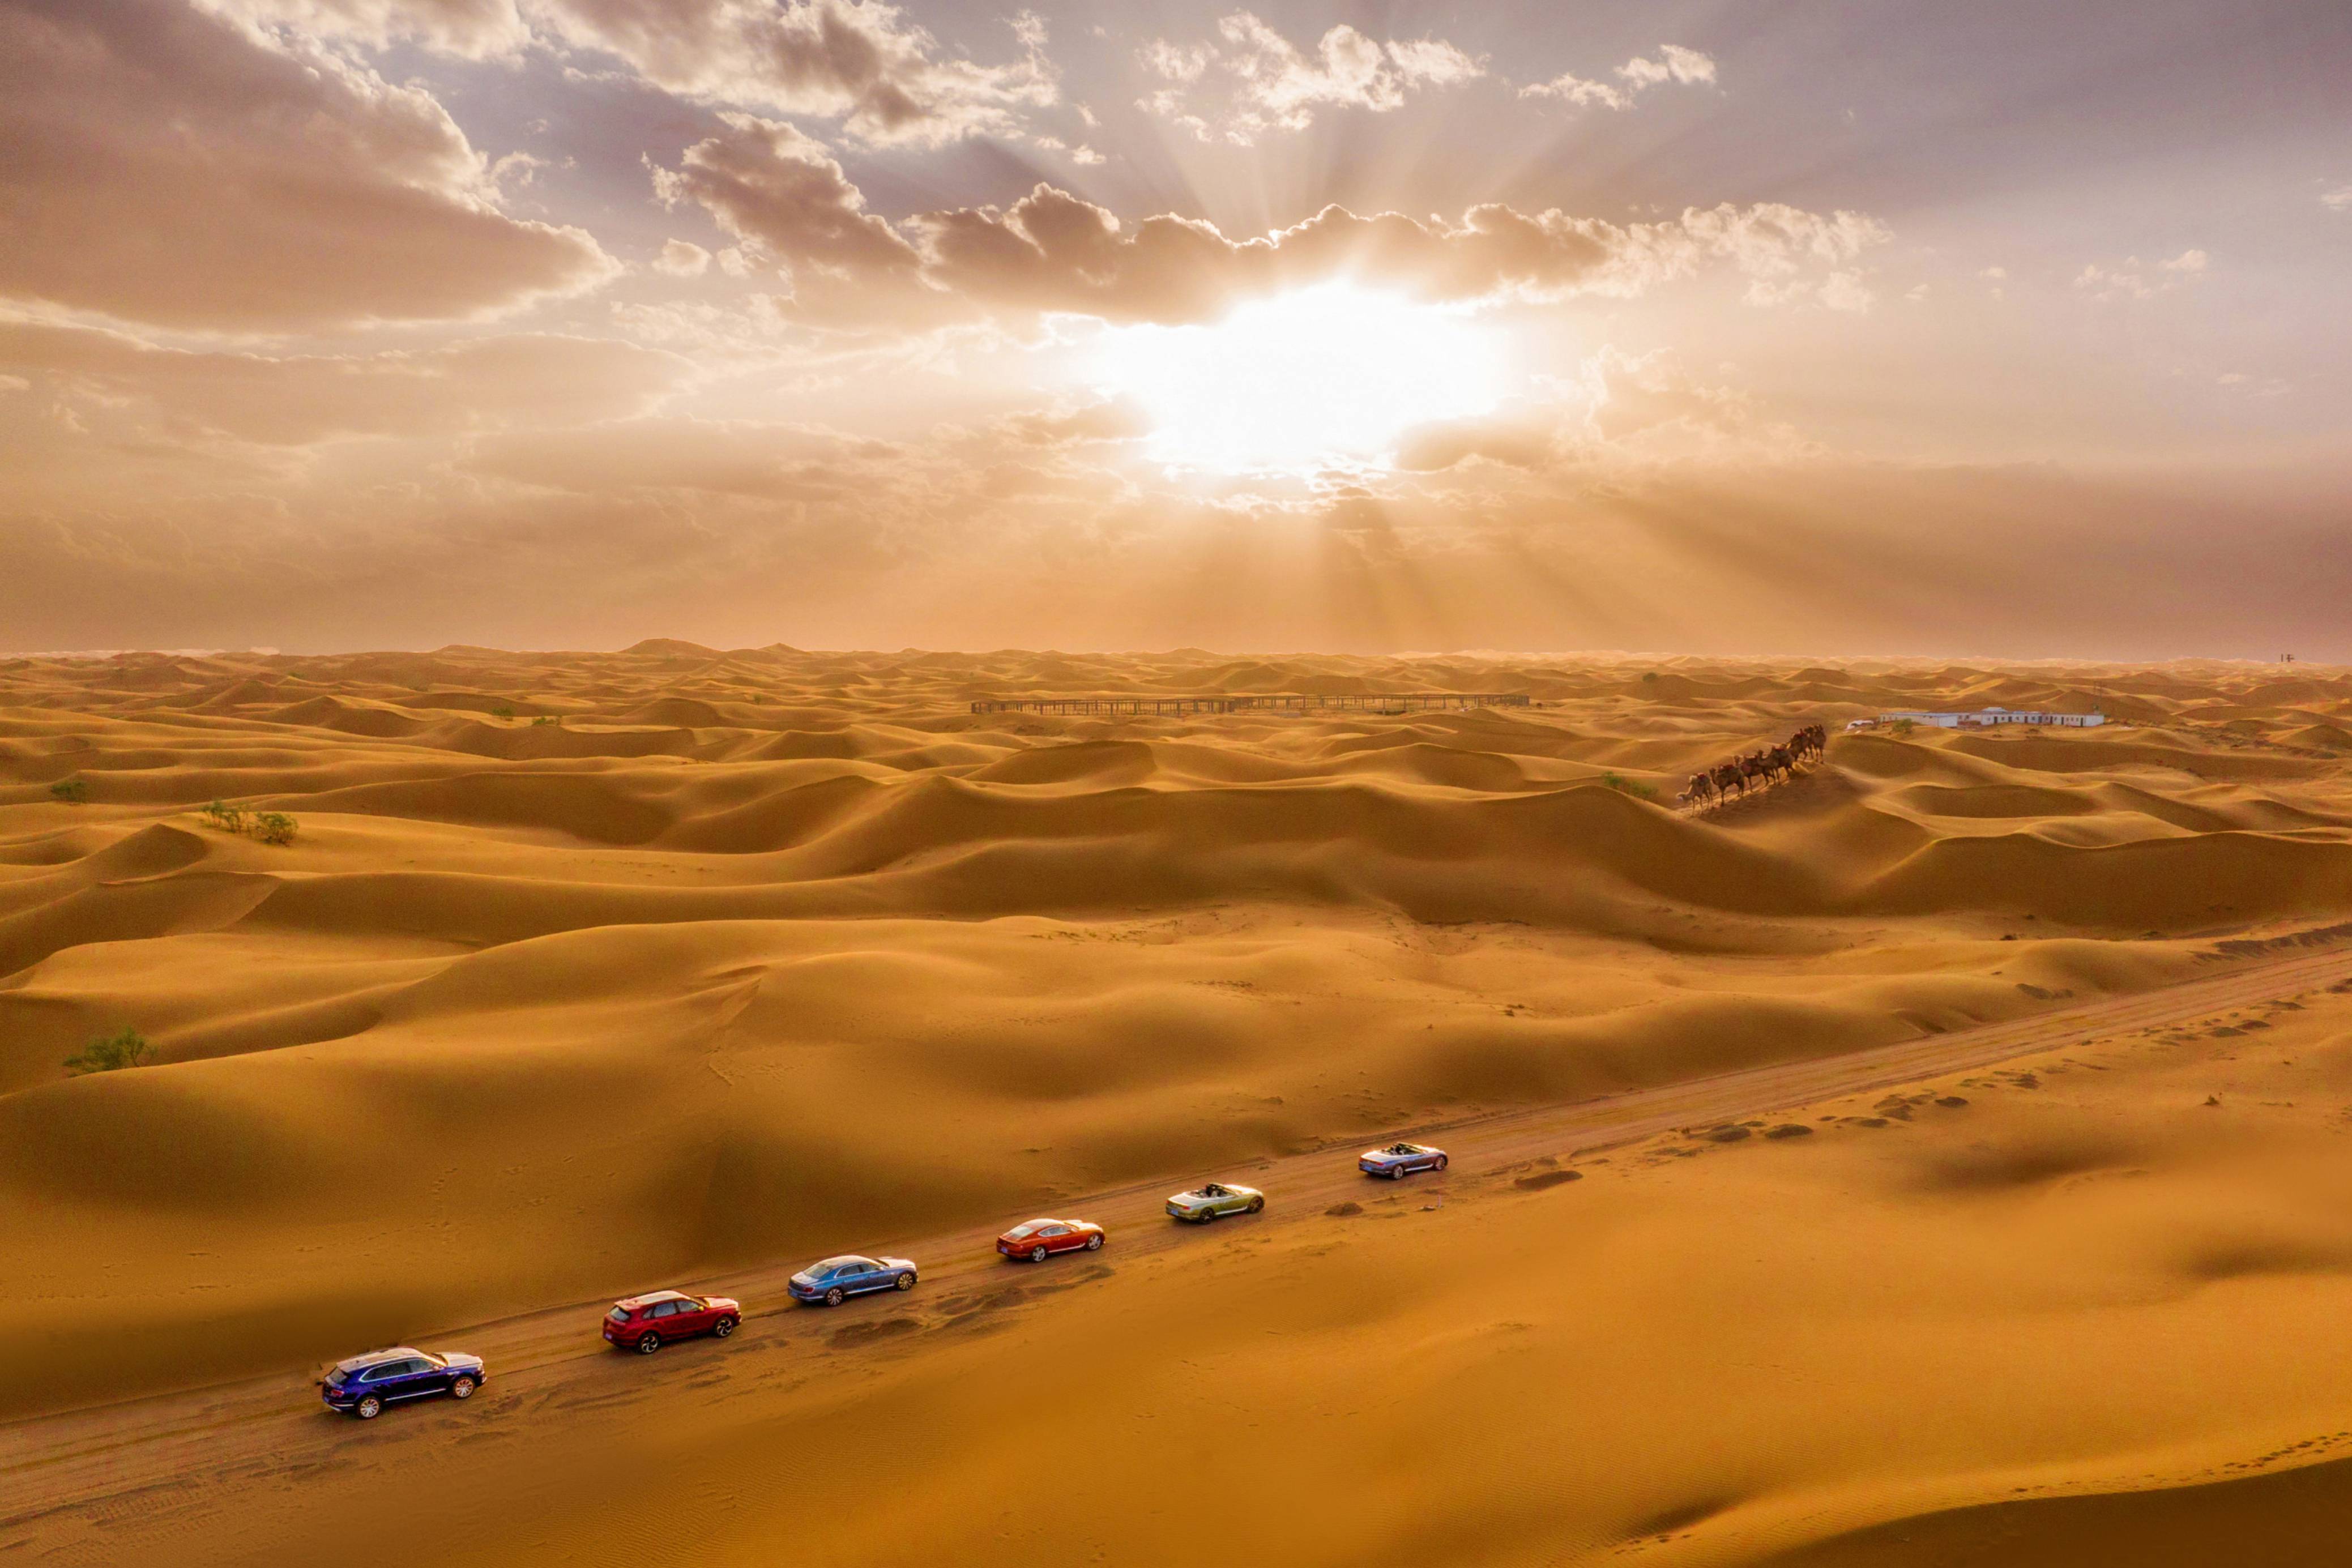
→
(319, 1347, 486, 1419)
(787, 1254, 917, 1306)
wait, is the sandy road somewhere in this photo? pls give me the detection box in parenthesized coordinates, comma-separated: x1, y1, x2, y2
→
(5, 941, 2351, 1546)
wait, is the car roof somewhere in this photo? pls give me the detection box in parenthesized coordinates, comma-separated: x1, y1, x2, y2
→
(617, 1290, 691, 1309)
(813, 1254, 876, 1270)
(333, 1347, 421, 1372)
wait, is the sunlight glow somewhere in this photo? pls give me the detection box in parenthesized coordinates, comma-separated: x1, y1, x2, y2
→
(1090, 283, 1510, 474)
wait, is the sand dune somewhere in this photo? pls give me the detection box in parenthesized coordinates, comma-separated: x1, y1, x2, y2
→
(5, 648, 2352, 1564)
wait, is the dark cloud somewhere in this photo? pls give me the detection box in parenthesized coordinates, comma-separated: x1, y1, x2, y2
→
(652, 116, 922, 276)
(646, 131, 1888, 328)
(0, 0, 614, 331)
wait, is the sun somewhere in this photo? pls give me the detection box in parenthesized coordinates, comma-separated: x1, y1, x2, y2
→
(1089, 282, 1511, 474)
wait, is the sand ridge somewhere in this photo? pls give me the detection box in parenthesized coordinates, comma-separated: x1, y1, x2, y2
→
(5, 648, 2352, 1563)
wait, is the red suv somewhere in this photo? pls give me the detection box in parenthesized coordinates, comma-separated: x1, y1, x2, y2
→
(603, 1291, 741, 1354)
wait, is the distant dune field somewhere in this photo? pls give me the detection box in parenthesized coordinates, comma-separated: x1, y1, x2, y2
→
(5, 646, 2352, 1566)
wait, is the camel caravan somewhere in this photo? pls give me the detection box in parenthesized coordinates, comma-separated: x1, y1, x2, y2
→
(1676, 724, 1826, 812)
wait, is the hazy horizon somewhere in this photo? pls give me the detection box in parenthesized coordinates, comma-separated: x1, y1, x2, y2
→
(4, 0, 2348, 656)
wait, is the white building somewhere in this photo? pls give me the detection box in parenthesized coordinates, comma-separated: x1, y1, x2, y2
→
(1856, 707, 2106, 730)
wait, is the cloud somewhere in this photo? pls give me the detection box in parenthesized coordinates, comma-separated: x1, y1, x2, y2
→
(654, 240, 714, 277)
(0, 0, 615, 332)
(1581, 347, 1770, 448)
(2074, 247, 2209, 302)
(1522, 43, 1716, 111)
(2321, 185, 2352, 212)
(992, 398, 1152, 448)
(204, 0, 1061, 146)
(195, 0, 530, 57)
(1391, 410, 1564, 473)
(0, 320, 689, 444)
(1136, 12, 1483, 143)
(651, 116, 922, 277)
(662, 158, 1886, 327)
(534, 0, 1057, 147)
(1139, 39, 1213, 83)
(1615, 44, 1717, 88)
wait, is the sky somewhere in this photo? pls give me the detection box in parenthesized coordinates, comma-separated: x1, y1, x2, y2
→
(3, 0, 2349, 658)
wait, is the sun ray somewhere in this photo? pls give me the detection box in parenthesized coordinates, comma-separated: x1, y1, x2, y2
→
(1085, 282, 1516, 475)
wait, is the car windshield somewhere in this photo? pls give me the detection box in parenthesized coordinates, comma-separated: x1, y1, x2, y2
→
(1390, 1144, 1416, 1153)
(325, 1367, 349, 1387)
(1005, 1222, 1041, 1239)
(1200, 1184, 1227, 1197)
(608, 1306, 631, 1322)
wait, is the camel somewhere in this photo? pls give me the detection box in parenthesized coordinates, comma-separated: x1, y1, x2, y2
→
(1688, 722, 1825, 813)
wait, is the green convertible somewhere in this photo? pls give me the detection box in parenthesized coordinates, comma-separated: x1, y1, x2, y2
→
(1165, 1181, 1265, 1224)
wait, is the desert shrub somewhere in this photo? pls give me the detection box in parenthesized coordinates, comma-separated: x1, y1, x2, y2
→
(490, 704, 515, 720)
(49, 777, 90, 803)
(531, 714, 560, 727)
(1641, 671, 1659, 683)
(1598, 771, 1659, 802)
(198, 800, 295, 844)
(65, 1027, 152, 1075)
(1891, 717, 1917, 736)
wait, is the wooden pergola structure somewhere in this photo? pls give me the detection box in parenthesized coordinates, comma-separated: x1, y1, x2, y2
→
(968, 693, 1531, 716)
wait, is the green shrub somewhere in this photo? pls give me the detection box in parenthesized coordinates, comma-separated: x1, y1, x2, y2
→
(1891, 717, 1916, 737)
(490, 704, 515, 720)
(198, 799, 294, 844)
(1598, 771, 1659, 801)
(65, 1027, 152, 1075)
(531, 714, 560, 727)
(1641, 672, 1659, 683)
(49, 777, 89, 803)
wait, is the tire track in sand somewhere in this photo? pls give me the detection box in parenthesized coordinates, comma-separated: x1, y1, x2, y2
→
(5, 941, 2351, 1549)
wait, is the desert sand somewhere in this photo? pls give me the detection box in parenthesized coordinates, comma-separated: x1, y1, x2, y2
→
(6, 645, 2352, 1565)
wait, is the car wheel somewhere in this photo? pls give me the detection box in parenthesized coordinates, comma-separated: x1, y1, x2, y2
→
(714, 1315, 737, 1339)
(1247, 1196, 1263, 1213)
(1030, 1245, 1049, 1263)
(1196, 1207, 1216, 1224)
(451, 1375, 477, 1400)
(636, 1332, 662, 1354)
(1389, 1165, 1406, 1180)
(1433, 1155, 1448, 1172)
(895, 1272, 916, 1291)
(354, 1395, 383, 1421)
(1086, 1232, 1103, 1250)
(825, 1287, 846, 1307)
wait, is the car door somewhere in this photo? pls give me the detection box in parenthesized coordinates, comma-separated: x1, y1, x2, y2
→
(1037, 1224, 1070, 1253)
(674, 1297, 711, 1334)
(655, 1300, 689, 1338)
(850, 1259, 885, 1293)
(375, 1358, 431, 1401)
